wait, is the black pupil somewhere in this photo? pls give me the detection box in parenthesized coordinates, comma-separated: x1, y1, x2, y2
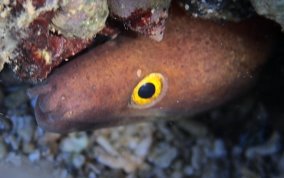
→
(138, 83, 156, 99)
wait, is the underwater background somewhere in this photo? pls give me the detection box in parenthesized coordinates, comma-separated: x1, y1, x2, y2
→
(1, 0, 284, 178)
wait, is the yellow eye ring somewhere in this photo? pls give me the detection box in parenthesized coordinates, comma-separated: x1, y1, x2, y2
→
(130, 73, 167, 108)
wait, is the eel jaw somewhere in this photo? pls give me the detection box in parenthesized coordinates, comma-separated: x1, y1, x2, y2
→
(27, 84, 130, 133)
(34, 97, 61, 132)
(32, 94, 90, 133)
(27, 85, 65, 132)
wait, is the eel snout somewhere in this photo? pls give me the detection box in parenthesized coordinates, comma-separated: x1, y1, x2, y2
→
(28, 83, 68, 132)
(28, 74, 120, 133)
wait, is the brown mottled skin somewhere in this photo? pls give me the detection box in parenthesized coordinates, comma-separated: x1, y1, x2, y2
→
(28, 11, 276, 133)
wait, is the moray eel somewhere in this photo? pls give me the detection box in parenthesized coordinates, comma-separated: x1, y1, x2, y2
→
(28, 11, 276, 133)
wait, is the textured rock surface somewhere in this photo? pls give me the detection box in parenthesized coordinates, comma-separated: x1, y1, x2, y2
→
(0, 0, 108, 81)
(1, 0, 284, 82)
(108, 0, 171, 41)
(51, 0, 108, 39)
(250, 0, 284, 30)
(177, 0, 254, 21)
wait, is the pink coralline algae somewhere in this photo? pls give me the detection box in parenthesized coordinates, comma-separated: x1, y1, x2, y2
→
(0, 0, 172, 82)
(11, 11, 93, 81)
(108, 0, 171, 41)
(0, 0, 109, 82)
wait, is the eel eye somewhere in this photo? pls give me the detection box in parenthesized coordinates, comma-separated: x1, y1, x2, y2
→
(130, 73, 167, 108)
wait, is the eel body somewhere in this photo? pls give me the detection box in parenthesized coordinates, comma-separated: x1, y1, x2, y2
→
(28, 11, 276, 133)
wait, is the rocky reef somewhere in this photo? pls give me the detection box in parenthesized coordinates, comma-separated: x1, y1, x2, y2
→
(51, 0, 108, 39)
(0, 1, 284, 178)
(0, 0, 108, 81)
(0, 0, 284, 82)
(177, 0, 254, 21)
(108, 0, 171, 41)
(0, 0, 172, 81)
(251, 0, 284, 30)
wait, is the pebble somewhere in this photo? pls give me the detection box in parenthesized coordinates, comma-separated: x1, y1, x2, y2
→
(60, 132, 89, 153)
(4, 135, 20, 151)
(208, 139, 227, 158)
(156, 122, 174, 142)
(171, 171, 183, 178)
(278, 154, 284, 174)
(0, 86, 4, 105)
(0, 113, 12, 133)
(245, 132, 281, 159)
(177, 120, 208, 137)
(88, 172, 97, 178)
(148, 143, 178, 169)
(134, 137, 152, 157)
(28, 150, 40, 162)
(184, 165, 194, 176)
(72, 154, 85, 169)
(191, 141, 208, 171)
(95, 147, 141, 173)
(0, 142, 7, 159)
(5, 152, 22, 166)
(96, 136, 118, 156)
(10, 115, 34, 143)
(86, 163, 101, 175)
(56, 168, 69, 178)
(22, 143, 35, 154)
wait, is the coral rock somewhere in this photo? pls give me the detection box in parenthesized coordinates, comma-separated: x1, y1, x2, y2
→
(51, 0, 109, 39)
(0, 0, 109, 82)
(250, 0, 284, 30)
(177, 0, 254, 21)
(108, 0, 171, 41)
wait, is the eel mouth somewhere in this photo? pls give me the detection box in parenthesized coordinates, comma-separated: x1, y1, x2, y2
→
(27, 84, 69, 133)
(34, 98, 59, 132)
(28, 83, 123, 133)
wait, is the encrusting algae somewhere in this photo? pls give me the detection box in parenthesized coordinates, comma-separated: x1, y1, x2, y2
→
(108, 0, 171, 41)
(51, 0, 109, 39)
(0, 0, 109, 81)
(177, 0, 254, 21)
(251, 0, 284, 30)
